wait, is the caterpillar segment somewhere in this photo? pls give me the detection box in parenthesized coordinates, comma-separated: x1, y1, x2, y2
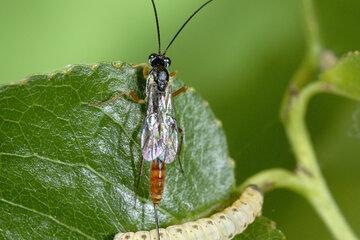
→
(223, 207, 249, 233)
(150, 229, 171, 240)
(195, 219, 222, 240)
(166, 225, 190, 240)
(210, 213, 237, 239)
(183, 222, 207, 240)
(114, 186, 263, 240)
(133, 231, 151, 240)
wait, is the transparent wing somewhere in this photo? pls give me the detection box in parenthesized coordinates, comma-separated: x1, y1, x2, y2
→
(141, 113, 163, 161)
(141, 74, 180, 162)
(158, 80, 180, 163)
(141, 74, 164, 161)
(158, 115, 179, 164)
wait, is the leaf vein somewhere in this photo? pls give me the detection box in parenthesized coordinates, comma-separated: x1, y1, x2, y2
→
(0, 198, 96, 240)
(0, 152, 177, 219)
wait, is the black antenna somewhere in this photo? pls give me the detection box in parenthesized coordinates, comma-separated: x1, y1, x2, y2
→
(151, 0, 162, 54)
(163, 0, 215, 55)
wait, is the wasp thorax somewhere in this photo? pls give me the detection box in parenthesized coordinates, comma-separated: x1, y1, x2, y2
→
(149, 53, 171, 68)
(152, 67, 169, 92)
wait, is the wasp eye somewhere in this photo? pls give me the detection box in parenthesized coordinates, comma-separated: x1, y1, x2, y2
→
(164, 57, 171, 67)
(148, 53, 157, 60)
(148, 53, 157, 65)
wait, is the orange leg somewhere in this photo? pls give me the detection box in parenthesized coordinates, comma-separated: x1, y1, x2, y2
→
(129, 90, 145, 104)
(170, 71, 177, 78)
(132, 63, 150, 79)
(128, 64, 149, 104)
(143, 65, 150, 79)
(172, 85, 188, 98)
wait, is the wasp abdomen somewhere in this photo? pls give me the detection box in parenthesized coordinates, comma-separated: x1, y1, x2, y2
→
(150, 160, 166, 205)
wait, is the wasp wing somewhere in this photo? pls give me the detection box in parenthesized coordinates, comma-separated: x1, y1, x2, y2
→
(158, 115, 179, 164)
(158, 81, 180, 164)
(141, 73, 180, 163)
(141, 113, 164, 161)
(141, 73, 164, 161)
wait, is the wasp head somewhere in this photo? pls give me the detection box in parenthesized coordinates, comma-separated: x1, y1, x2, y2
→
(148, 54, 171, 92)
(149, 53, 171, 68)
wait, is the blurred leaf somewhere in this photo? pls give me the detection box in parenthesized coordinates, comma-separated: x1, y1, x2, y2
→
(321, 51, 360, 101)
(235, 217, 286, 240)
(0, 63, 234, 239)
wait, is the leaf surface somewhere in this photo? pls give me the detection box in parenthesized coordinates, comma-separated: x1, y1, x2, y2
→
(0, 63, 234, 239)
(235, 217, 286, 240)
(0, 62, 285, 239)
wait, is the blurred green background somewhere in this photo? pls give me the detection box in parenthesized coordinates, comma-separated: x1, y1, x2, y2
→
(1, 0, 359, 239)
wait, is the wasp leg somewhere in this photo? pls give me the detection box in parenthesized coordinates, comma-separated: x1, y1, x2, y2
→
(143, 65, 150, 79)
(133, 157, 145, 208)
(132, 63, 150, 79)
(177, 127, 185, 174)
(129, 90, 146, 104)
(132, 63, 147, 68)
(170, 71, 177, 78)
(172, 86, 188, 98)
(135, 157, 145, 191)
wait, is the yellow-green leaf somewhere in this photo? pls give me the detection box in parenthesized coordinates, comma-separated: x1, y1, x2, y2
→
(321, 51, 360, 101)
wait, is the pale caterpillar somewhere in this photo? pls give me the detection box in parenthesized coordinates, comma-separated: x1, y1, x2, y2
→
(114, 186, 263, 240)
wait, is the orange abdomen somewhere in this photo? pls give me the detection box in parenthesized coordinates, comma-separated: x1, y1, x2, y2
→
(150, 160, 166, 205)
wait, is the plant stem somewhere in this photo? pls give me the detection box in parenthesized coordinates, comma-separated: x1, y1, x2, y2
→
(239, 168, 305, 194)
(281, 0, 322, 120)
(242, 168, 358, 240)
(279, 1, 357, 237)
(241, 0, 359, 239)
(242, 82, 358, 239)
(302, 0, 322, 62)
(285, 82, 323, 175)
(285, 82, 358, 240)
(306, 181, 358, 240)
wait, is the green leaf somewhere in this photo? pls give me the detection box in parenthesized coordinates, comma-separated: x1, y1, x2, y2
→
(0, 62, 285, 239)
(235, 217, 286, 240)
(0, 62, 235, 239)
(320, 51, 360, 101)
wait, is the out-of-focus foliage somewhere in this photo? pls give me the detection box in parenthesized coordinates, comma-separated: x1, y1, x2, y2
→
(321, 52, 360, 101)
(234, 217, 285, 240)
(0, 0, 359, 239)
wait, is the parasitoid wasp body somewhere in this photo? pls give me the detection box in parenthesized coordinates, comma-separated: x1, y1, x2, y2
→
(130, 0, 216, 239)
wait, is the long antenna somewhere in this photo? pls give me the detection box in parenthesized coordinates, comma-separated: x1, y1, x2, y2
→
(151, 0, 162, 54)
(163, 0, 215, 55)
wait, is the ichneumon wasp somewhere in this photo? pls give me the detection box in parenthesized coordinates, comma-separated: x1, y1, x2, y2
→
(129, 0, 216, 239)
